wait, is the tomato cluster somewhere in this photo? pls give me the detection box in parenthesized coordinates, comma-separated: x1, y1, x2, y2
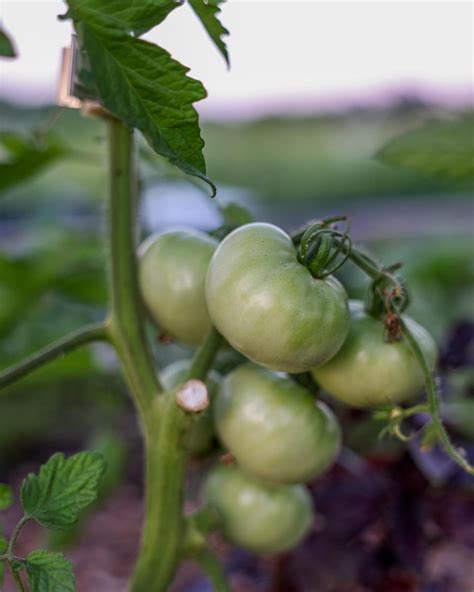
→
(139, 221, 437, 554)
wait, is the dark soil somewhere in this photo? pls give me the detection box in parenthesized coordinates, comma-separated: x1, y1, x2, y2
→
(2, 452, 473, 592)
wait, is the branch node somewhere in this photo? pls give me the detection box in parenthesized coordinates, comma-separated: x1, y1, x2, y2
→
(176, 380, 209, 412)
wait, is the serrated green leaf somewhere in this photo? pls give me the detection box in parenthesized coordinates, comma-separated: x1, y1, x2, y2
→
(68, 0, 182, 36)
(0, 484, 13, 510)
(0, 132, 69, 193)
(66, 2, 214, 193)
(48, 430, 127, 551)
(376, 114, 474, 182)
(0, 29, 17, 58)
(26, 550, 75, 592)
(21, 452, 106, 529)
(189, 0, 229, 65)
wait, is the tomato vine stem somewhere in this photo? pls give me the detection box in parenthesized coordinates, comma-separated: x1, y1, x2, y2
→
(188, 327, 223, 380)
(2, 515, 31, 592)
(105, 120, 163, 416)
(6, 516, 30, 563)
(399, 319, 474, 475)
(0, 322, 107, 391)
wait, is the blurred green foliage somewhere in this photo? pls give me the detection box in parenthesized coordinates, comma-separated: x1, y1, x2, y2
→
(377, 113, 474, 182)
(0, 131, 70, 193)
(1, 101, 472, 207)
(204, 111, 472, 201)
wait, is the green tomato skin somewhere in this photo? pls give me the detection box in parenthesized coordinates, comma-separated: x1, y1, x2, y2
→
(139, 229, 218, 346)
(214, 364, 341, 483)
(160, 360, 220, 456)
(312, 301, 438, 408)
(203, 464, 314, 554)
(205, 223, 350, 373)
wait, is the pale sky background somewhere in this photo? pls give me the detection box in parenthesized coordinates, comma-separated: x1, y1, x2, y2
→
(0, 0, 472, 119)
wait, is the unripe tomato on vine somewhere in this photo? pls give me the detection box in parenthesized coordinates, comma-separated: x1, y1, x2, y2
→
(214, 364, 341, 483)
(312, 300, 438, 408)
(139, 229, 218, 345)
(205, 222, 350, 373)
(203, 464, 314, 553)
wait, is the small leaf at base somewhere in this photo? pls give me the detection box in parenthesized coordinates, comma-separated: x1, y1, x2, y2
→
(26, 550, 75, 592)
(21, 451, 106, 529)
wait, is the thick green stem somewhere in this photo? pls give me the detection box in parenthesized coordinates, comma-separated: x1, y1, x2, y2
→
(130, 397, 189, 592)
(130, 328, 223, 592)
(0, 323, 106, 391)
(105, 119, 162, 417)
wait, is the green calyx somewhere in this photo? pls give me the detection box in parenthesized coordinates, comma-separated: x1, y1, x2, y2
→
(296, 217, 352, 279)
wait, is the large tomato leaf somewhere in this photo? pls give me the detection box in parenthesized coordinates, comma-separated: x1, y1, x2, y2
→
(189, 0, 229, 65)
(66, 1, 215, 193)
(62, 0, 182, 36)
(376, 114, 474, 182)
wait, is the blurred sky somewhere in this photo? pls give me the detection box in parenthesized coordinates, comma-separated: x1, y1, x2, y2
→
(0, 1, 472, 119)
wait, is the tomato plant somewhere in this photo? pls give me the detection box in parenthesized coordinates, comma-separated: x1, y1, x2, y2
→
(139, 229, 218, 345)
(214, 364, 341, 483)
(203, 464, 314, 553)
(1, 2, 473, 592)
(206, 222, 350, 372)
(312, 300, 438, 408)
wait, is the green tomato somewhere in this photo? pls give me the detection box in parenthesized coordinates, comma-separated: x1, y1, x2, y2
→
(312, 300, 438, 408)
(139, 229, 218, 345)
(203, 464, 313, 554)
(160, 360, 220, 456)
(205, 223, 350, 372)
(214, 364, 341, 483)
